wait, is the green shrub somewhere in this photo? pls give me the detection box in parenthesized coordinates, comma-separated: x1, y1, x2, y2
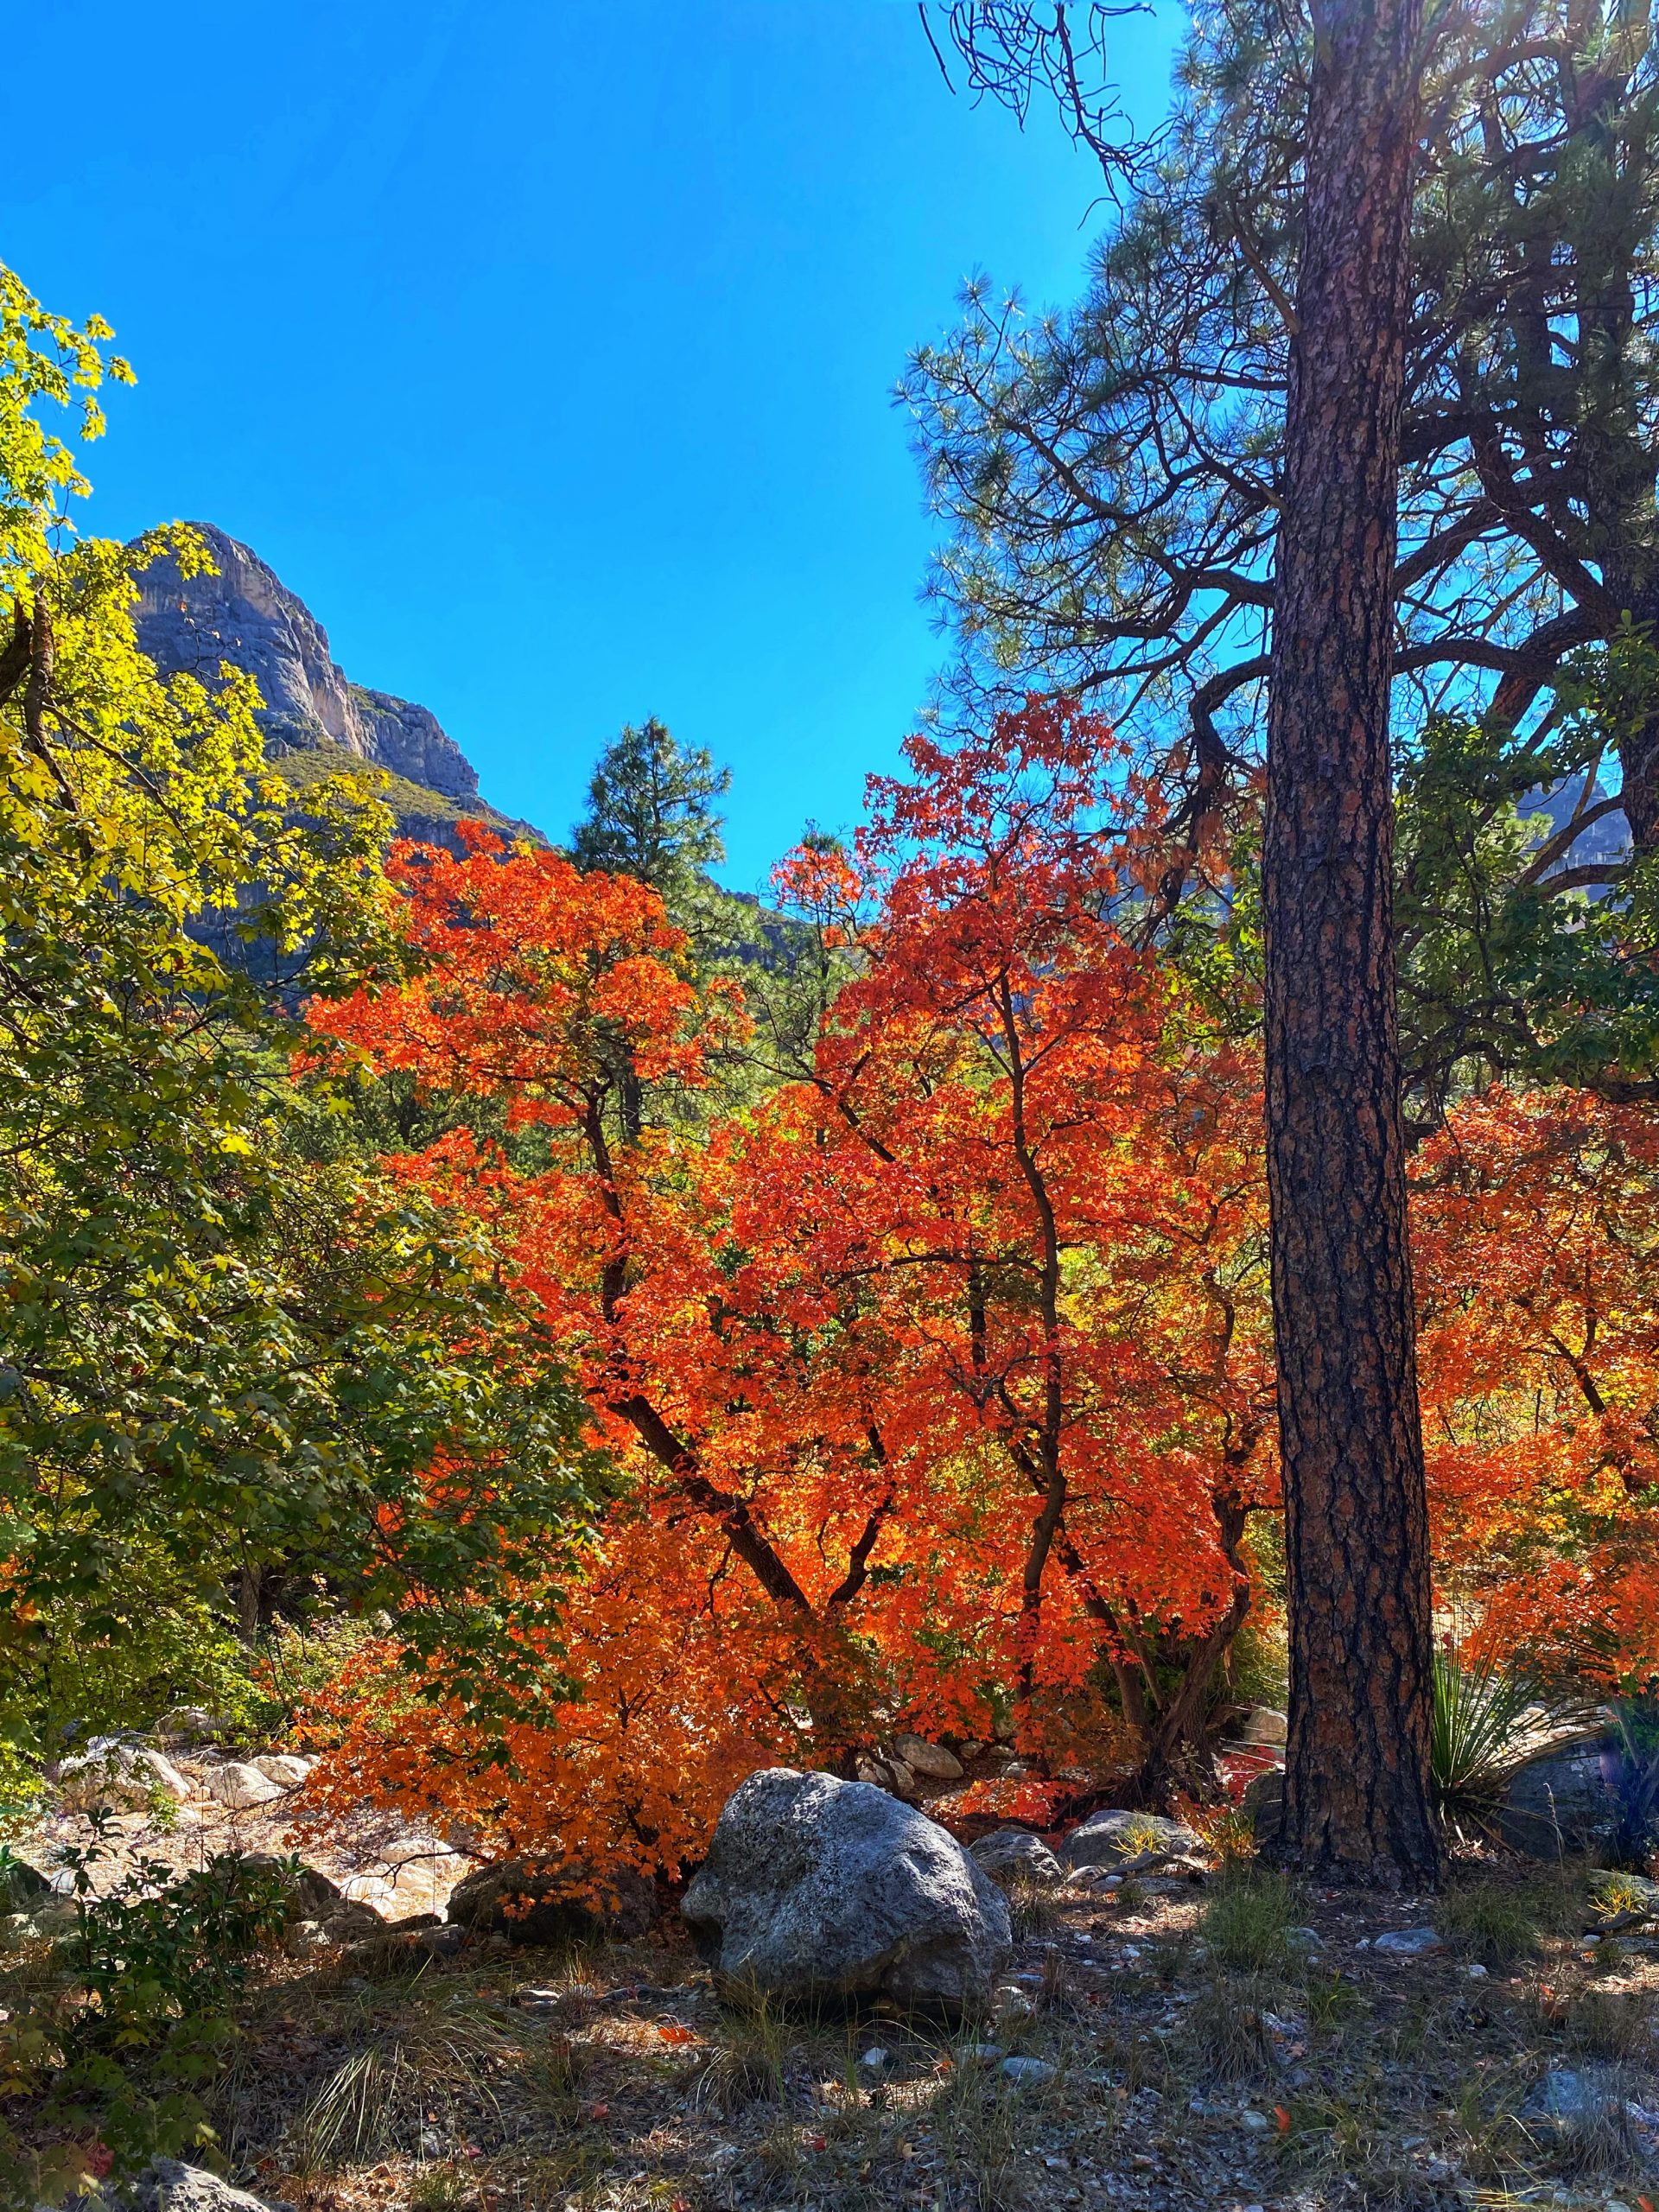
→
(1181, 1973, 1276, 2080)
(246, 1610, 382, 1739)
(0, 1834, 293, 2209)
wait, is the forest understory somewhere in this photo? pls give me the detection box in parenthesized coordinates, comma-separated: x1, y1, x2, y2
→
(6, 1786, 1658, 2212)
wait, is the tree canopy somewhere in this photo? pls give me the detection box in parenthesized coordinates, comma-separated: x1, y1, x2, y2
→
(0, 265, 601, 1778)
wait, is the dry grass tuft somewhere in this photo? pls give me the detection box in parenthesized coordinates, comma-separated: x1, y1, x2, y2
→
(690, 1998, 790, 2115)
(1564, 1987, 1658, 2063)
(1435, 1881, 1547, 1967)
(1179, 1972, 1276, 2082)
(1198, 1865, 1300, 1974)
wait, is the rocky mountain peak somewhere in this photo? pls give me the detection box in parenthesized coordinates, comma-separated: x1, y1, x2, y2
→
(130, 523, 529, 836)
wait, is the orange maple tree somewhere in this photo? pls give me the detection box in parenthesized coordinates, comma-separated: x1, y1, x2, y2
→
(299, 704, 1279, 1870)
(297, 702, 1659, 1878)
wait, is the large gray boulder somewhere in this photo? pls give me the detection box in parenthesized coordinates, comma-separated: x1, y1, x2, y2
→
(1498, 1732, 1625, 1857)
(680, 1767, 1011, 2011)
(203, 1760, 283, 1810)
(893, 1734, 964, 1780)
(58, 1741, 189, 1814)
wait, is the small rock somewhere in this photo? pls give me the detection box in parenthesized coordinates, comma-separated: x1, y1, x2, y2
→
(158, 1707, 235, 1742)
(205, 1760, 283, 1809)
(858, 2045, 889, 2070)
(1522, 2064, 1621, 2125)
(893, 1733, 964, 1780)
(418, 1923, 468, 1959)
(1372, 1926, 1443, 1956)
(1000, 2056, 1055, 2086)
(1236, 1707, 1287, 1746)
(1239, 2109, 1271, 2132)
(251, 1753, 314, 1789)
(969, 1829, 1065, 1887)
(1465, 1961, 1489, 1980)
(957, 2041, 1006, 2063)
(282, 1918, 334, 1956)
(321, 1897, 388, 1939)
(1062, 1808, 1199, 1870)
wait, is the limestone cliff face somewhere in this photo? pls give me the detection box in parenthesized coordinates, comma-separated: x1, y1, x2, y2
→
(130, 524, 518, 830)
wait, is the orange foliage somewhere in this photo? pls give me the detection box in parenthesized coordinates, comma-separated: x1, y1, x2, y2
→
(297, 705, 1659, 1877)
(1412, 1087, 1659, 1681)
(300, 707, 1279, 1870)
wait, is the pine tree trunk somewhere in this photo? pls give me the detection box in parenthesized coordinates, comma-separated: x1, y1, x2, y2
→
(1262, 0, 1440, 1885)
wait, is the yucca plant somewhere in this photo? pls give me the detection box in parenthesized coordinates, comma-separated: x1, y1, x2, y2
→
(1429, 1645, 1592, 1834)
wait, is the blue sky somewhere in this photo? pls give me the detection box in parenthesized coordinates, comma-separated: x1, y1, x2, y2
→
(15, 2, 1181, 891)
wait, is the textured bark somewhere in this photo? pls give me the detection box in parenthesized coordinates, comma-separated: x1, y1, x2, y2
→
(1262, 0, 1440, 1884)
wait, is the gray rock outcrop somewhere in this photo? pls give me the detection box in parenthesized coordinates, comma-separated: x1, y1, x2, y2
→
(1498, 1732, 1627, 1857)
(133, 525, 476, 795)
(58, 1741, 189, 1813)
(680, 1767, 1012, 2011)
(130, 524, 536, 842)
(127, 2158, 295, 2212)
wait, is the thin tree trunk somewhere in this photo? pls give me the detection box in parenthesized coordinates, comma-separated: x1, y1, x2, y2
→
(237, 1562, 264, 1645)
(1262, 0, 1440, 1885)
